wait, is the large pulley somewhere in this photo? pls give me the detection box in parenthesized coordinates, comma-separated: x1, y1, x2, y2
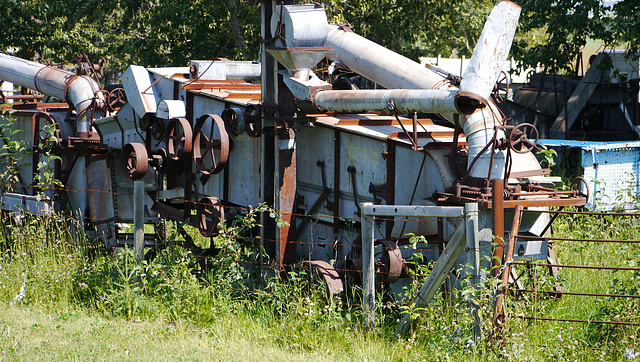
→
(197, 196, 225, 237)
(378, 240, 404, 284)
(166, 117, 193, 160)
(193, 114, 230, 175)
(121, 143, 166, 180)
(121, 143, 149, 180)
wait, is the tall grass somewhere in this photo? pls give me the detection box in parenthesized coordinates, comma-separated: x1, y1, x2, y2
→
(0, 208, 639, 360)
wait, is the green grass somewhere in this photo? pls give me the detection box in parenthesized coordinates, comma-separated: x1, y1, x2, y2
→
(0, 210, 639, 360)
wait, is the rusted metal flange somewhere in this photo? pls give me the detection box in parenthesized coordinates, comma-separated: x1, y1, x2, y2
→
(121, 142, 149, 180)
(304, 260, 344, 296)
(379, 240, 404, 284)
(166, 117, 193, 160)
(193, 114, 229, 175)
(197, 196, 225, 237)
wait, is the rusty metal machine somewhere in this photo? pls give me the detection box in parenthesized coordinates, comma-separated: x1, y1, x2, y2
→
(0, 1, 586, 295)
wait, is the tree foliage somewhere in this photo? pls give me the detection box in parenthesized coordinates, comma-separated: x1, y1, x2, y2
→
(0, 0, 638, 75)
(323, 0, 494, 61)
(0, 0, 259, 71)
(512, 0, 637, 73)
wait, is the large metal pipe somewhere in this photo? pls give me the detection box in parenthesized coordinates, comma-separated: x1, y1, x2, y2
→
(314, 89, 486, 115)
(325, 24, 507, 179)
(0, 53, 105, 224)
(314, 89, 458, 114)
(0, 53, 104, 135)
(326, 25, 451, 91)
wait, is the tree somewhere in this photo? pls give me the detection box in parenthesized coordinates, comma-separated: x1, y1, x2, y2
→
(0, 0, 259, 71)
(511, 0, 638, 73)
(323, 0, 494, 61)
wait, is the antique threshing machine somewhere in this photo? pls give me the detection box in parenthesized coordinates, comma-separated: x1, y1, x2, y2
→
(0, 1, 586, 296)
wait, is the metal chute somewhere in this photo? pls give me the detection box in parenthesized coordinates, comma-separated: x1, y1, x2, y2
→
(459, 0, 521, 101)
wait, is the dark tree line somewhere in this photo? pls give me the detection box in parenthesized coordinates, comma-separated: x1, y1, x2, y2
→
(0, 0, 637, 74)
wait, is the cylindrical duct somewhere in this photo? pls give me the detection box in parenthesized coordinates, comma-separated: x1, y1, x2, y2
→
(314, 89, 459, 114)
(325, 25, 506, 179)
(0, 53, 104, 134)
(326, 25, 452, 91)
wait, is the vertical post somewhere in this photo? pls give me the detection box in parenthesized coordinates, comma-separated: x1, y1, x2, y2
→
(361, 202, 375, 325)
(134, 180, 145, 263)
(465, 202, 481, 337)
(493, 204, 523, 327)
(465, 202, 480, 285)
(260, 0, 277, 269)
(491, 179, 504, 277)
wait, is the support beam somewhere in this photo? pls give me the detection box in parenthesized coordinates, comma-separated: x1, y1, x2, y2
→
(134, 180, 145, 263)
(360, 202, 465, 327)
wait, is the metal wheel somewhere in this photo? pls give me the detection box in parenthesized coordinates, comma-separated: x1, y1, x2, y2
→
(378, 240, 404, 284)
(570, 176, 589, 200)
(492, 70, 510, 105)
(193, 114, 230, 175)
(243, 104, 262, 137)
(222, 107, 245, 136)
(107, 88, 127, 111)
(508, 123, 539, 154)
(166, 117, 193, 160)
(121, 142, 149, 180)
(197, 196, 225, 237)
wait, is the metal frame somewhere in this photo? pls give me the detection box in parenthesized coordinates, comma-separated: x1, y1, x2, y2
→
(359, 202, 473, 326)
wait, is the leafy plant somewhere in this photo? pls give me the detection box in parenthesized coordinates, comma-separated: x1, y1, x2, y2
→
(0, 114, 29, 193)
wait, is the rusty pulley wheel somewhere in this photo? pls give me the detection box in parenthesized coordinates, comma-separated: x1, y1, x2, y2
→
(193, 114, 230, 175)
(491, 70, 510, 105)
(121, 142, 149, 180)
(378, 240, 404, 284)
(570, 176, 589, 201)
(166, 117, 193, 160)
(197, 196, 225, 237)
(107, 88, 127, 112)
(508, 123, 539, 154)
(243, 104, 262, 137)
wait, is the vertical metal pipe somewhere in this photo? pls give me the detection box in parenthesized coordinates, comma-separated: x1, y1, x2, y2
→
(491, 179, 505, 277)
(493, 204, 523, 326)
(361, 202, 375, 325)
(464, 202, 481, 337)
(134, 180, 145, 263)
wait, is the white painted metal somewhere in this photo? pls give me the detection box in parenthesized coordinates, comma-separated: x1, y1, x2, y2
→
(361, 202, 467, 326)
(121, 65, 158, 118)
(0, 53, 104, 134)
(134, 180, 145, 263)
(268, 4, 329, 71)
(314, 89, 460, 114)
(459, 0, 521, 100)
(361, 204, 464, 218)
(271, 4, 328, 47)
(157, 100, 186, 119)
(190, 60, 261, 81)
(361, 205, 375, 326)
(326, 25, 452, 92)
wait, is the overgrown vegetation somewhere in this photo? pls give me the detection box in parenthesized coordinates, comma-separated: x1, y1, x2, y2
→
(0, 202, 639, 360)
